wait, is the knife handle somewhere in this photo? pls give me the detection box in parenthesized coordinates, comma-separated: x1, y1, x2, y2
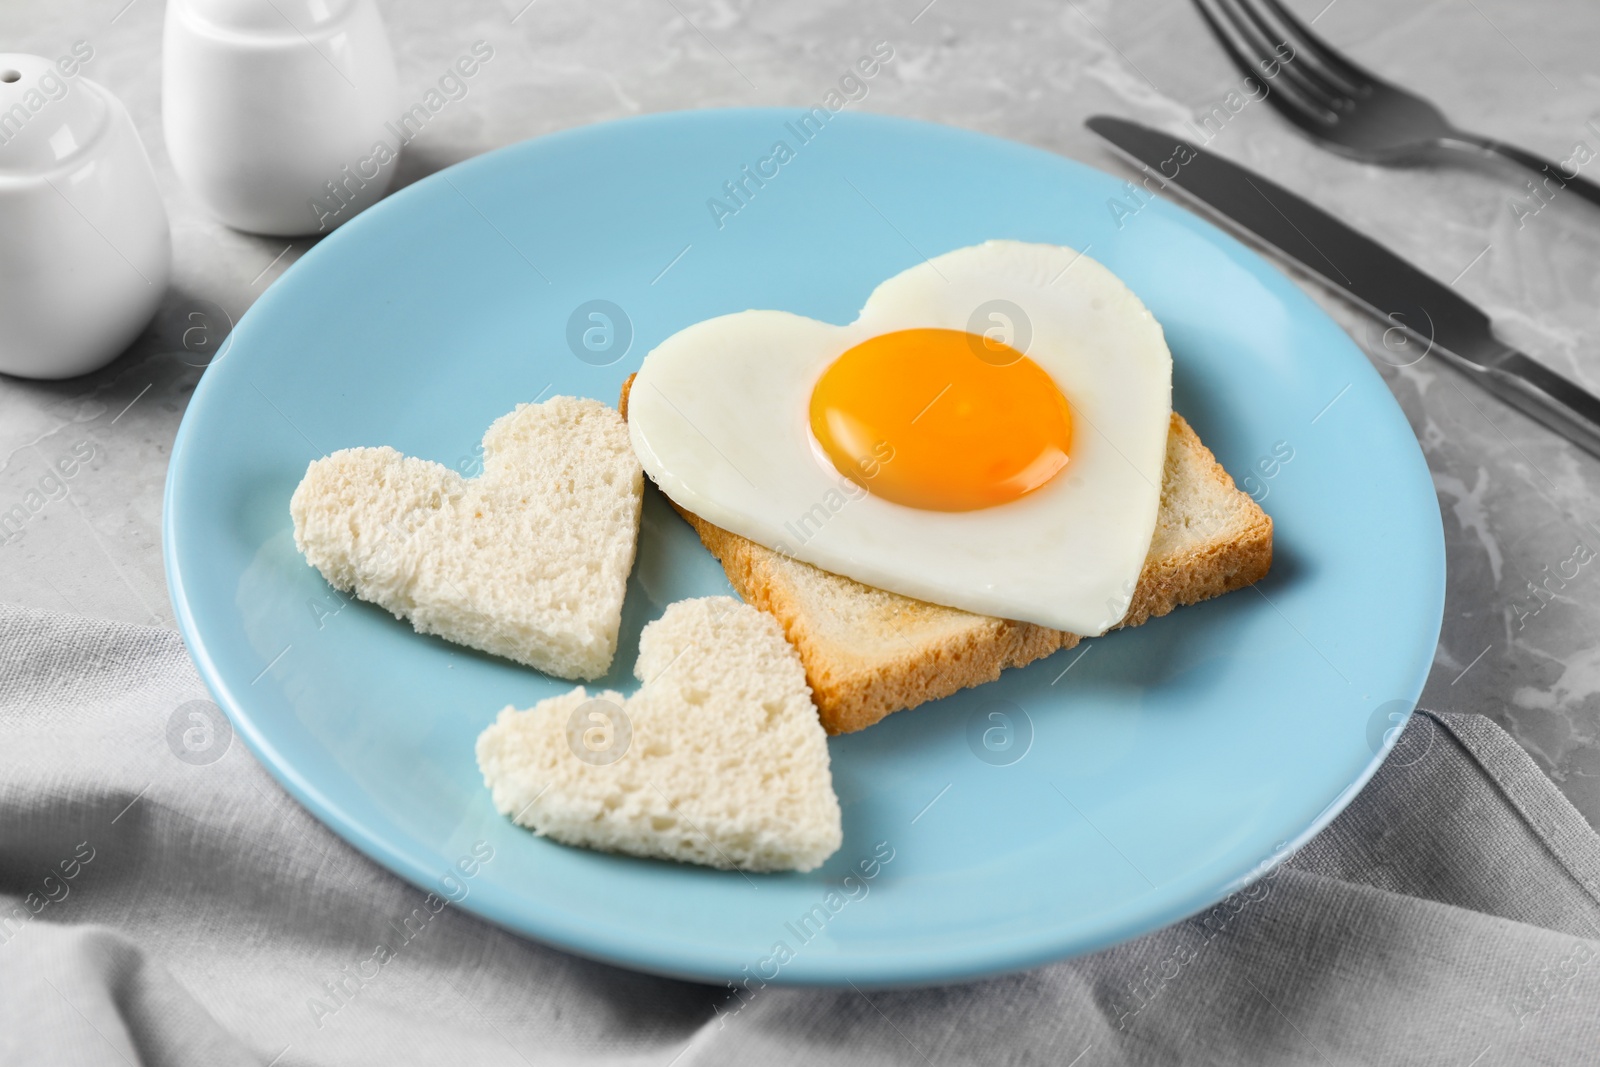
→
(1458, 349, 1600, 460)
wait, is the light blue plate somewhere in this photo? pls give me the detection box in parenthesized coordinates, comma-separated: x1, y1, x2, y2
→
(164, 109, 1444, 987)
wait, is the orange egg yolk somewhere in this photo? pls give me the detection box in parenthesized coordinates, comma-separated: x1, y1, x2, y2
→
(808, 328, 1073, 512)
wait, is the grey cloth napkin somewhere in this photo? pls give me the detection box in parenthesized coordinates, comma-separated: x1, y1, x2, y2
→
(3, 603, 1599, 1067)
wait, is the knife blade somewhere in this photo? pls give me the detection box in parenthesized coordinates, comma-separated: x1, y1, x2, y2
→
(1085, 114, 1600, 459)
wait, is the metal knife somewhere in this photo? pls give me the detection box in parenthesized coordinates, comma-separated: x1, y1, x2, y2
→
(1086, 115, 1600, 459)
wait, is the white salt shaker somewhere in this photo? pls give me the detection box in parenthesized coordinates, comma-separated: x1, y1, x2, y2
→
(0, 54, 171, 380)
(163, 0, 401, 237)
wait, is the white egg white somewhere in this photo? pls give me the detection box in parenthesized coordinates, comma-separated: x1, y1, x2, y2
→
(626, 240, 1173, 635)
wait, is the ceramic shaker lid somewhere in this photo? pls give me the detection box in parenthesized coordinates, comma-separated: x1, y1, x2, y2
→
(0, 54, 111, 176)
(170, 0, 359, 35)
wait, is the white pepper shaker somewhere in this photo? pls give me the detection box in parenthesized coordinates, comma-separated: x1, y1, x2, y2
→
(162, 0, 401, 237)
(0, 53, 171, 380)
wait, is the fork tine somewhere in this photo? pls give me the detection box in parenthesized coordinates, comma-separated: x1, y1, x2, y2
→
(1191, 0, 1340, 129)
(1213, 0, 1347, 113)
(1190, 0, 1260, 79)
(1249, 0, 1376, 98)
(1222, 0, 1360, 107)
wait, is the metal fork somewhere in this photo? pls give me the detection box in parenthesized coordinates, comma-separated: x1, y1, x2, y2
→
(1192, 0, 1600, 209)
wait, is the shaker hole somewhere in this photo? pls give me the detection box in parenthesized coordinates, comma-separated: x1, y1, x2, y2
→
(0, 71, 21, 84)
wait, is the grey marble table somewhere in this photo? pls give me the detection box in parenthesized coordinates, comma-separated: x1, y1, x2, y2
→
(4, 0, 1598, 824)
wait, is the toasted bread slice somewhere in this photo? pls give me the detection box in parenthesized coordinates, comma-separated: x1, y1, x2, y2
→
(621, 375, 1271, 734)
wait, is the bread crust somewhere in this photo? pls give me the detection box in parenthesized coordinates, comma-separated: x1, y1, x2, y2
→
(622, 375, 1272, 733)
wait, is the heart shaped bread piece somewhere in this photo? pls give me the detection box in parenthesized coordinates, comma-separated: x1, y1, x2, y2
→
(290, 397, 642, 681)
(476, 596, 843, 873)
